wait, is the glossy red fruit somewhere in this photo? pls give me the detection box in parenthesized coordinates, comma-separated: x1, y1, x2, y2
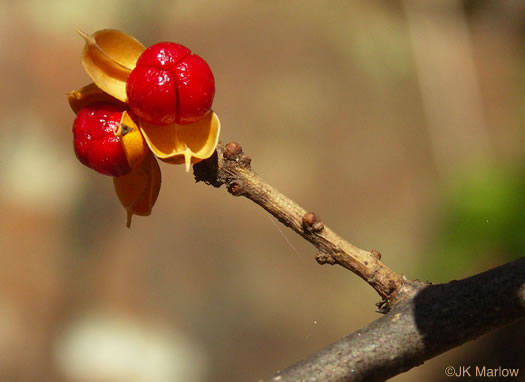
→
(126, 42, 215, 125)
(73, 103, 131, 176)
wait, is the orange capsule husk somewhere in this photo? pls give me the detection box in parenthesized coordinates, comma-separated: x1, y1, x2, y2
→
(113, 152, 161, 228)
(68, 83, 127, 114)
(78, 29, 145, 103)
(116, 111, 147, 169)
(139, 111, 221, 172)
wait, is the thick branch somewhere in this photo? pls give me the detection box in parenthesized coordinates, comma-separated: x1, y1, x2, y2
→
(263, 258, 525, 381)
(194, 142, 404, 303)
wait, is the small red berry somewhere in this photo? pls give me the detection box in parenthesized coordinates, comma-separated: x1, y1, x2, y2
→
(126, 42, 215, 125)
(73, 103, 131, 176)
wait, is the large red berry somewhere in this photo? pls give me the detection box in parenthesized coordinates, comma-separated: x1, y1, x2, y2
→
(126, 42, 215, 125)
(73, 103, 131, 176)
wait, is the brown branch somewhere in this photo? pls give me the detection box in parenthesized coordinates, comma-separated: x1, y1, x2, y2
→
(194, 142, 406, 305)
(194, 141, 525, 380)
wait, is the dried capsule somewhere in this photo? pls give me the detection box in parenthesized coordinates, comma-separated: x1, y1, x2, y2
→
(139, 111, 221, 172)
(114, 151, 161, 228)
(78, 29, 145, 103)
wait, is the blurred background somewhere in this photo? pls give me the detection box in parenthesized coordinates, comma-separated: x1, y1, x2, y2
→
(0, 0, 523, 381)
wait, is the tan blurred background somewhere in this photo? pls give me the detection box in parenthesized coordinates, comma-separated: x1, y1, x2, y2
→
(0, 0, 523, 381)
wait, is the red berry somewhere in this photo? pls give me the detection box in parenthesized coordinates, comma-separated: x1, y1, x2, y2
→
(126, 42, 215, 125)
(73, 103, 131, 176)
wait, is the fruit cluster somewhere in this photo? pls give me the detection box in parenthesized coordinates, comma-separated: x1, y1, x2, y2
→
(68, 29, 221, 226)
